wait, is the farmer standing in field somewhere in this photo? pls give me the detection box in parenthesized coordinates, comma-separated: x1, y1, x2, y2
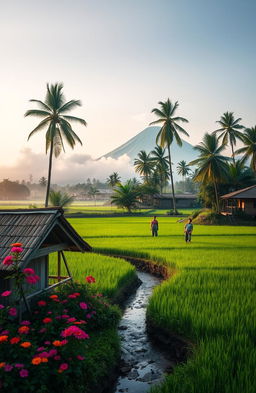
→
(150, 216, 159, 237)
(184, 218, 193, 243)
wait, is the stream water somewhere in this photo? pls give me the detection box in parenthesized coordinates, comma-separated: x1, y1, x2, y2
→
(112, 271, 173, 393)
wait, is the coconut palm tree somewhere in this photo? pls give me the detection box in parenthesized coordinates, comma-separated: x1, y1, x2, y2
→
(176, 160, 191, 192)
(189, 133, 230, 213)
(213, 112, 244, 164)
(49, 190, 74, 208)
(134, 150, 154, 183)
(111, 181, 140, 212)
(150, 99, 189, 213)
(106, 172, 121, 188)
(88, 186, 99, 206)
(235, 126, 256, 172)
(25, 82, 87, 207)
(151, 146, 169, 193)
(227, 160, 255, 190)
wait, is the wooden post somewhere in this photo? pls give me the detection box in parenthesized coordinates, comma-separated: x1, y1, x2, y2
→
(60, 251, 75, 288)
(57, 251, 61, 282)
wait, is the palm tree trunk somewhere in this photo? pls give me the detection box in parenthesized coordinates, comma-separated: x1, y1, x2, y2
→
(231, 140, 235, 165)
(167, 145, 177, 213)
(45, 140, 54, 207)
(213, 179, 220, 213)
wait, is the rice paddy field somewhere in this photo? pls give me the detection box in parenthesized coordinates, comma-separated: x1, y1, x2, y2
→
(66, 216, 256, 393)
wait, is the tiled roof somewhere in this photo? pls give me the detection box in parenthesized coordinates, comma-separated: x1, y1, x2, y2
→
(220, 185, 256, 199)
(0, 208, 91, 273)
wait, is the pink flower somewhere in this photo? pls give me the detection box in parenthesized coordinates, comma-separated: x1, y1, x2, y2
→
(61, 339, 68, 345)
(61, 314, 70, 319)
(11, 247, 23, 253)
(37, 347, 45, 352)
(44, 341, 51, 345)
(15, 364, 24, 368)
(48, 349, 57, 357)
(25, 275, 40, 285)
(2, 256, 14, 266)
(8, 307, 17, 317)
(77, 355, 85, 360)
(0, 305, 4, 309)
(61, 325, 89, 340)
(38, 351, 49, 358)
(79, 302, 88, 310)
(54, 355, 61, 361)
(67, 317, 76, 323)
(20, 320, 31, 326)
(1, 291, 11, 297)
(4, 364, 13, 372)
(19, 369, 29, 378)
(23, 268, 35, 275)
(59, 363, 68, 371)
(39, 328, 46, 333)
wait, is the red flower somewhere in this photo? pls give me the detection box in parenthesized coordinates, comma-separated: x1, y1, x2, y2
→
(10, 337, 21, 344)
(37, 300, 47, 307)
(2, 256, 14, 266)
(42, 317, 52, 324)
(1, 291, 12, 297)
(86, 275, 96, 283)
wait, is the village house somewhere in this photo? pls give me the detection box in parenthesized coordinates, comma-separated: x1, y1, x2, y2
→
(221, 185, 256, 217)
(152, 194, 198, 209)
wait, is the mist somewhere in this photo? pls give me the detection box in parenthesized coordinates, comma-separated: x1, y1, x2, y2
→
(0, 148, 135, 185)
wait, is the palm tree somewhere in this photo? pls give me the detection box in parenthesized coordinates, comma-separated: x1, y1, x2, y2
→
(151, 146, 169, 193)
(176, 160, 191, 192)
(39, 176, 47, 187)
(150, 99, 189, 213)
(25, 82, 87, 207)
(134, 150, 154, 183)
(49, 190, 74, 208)
(227, 160, 255, 190)
(235, 127, 256, 172)
(88, 186, 99, 206)
(213, 112, 244, 164)
(189, 133, 230, 213)
(106, 172, 121, 188)
(111, 181, 140, 212)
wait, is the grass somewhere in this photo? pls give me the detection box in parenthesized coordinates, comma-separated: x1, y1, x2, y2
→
(67, 216, 256, 393)
(49, 252, 136, 298)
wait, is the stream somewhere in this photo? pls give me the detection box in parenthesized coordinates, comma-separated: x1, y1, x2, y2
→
(112, 271, 173, 393)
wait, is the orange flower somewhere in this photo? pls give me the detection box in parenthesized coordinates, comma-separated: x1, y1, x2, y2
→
(53, 340, 62, 347)
(31, 357, 42, 365)
(41, 357, 48, 363)
(58, 369, 63, 373)
(49, 295, 58, 299)
(0, 362, 6, 368)
(18, 326, 30, 334)
(0, 335, 8, 343)
(10, 337, 21, 344)
(20, 341, 31, 348)
(10, 242, 23, 247)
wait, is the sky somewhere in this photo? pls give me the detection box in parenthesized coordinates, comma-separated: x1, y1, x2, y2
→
(0, 0, 255, 183)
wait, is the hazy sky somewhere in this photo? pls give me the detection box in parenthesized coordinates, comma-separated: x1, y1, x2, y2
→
(0, 0, 255, 181)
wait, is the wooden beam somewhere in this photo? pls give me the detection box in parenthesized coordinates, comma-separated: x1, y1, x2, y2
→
(26, 277, 72, 300)
(31, 243, 69, 258)
(57, 251, 61, 282)
(48, 275, 69, 280)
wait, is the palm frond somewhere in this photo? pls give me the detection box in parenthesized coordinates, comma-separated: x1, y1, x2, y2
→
(25, 109, 51, 118)
(58, 100, 82, 113)
(27, 118, 50, 140)
(62, 115, 87, 126)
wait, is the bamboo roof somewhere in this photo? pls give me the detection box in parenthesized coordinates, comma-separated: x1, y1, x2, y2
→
(220, 185, 256, 200)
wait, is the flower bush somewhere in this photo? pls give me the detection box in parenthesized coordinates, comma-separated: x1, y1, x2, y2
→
(0, 279, 120, 392)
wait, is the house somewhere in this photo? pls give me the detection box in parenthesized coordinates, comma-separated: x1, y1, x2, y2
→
(153, 194, 198, 209)
(0, 208, 91, 306)
(220, 185, 256, 217)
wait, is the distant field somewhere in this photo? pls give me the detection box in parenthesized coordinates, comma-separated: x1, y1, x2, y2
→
(68, 216, 256, 393)
(0, 200, 194, 216)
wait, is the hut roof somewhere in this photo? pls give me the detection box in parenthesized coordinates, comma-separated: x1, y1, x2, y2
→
(0, 207, 91, 273)
(220, 185, 256, 200)
(153, 194, 197, 200)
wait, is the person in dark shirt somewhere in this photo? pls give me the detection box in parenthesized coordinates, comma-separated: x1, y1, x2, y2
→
(184, 218, 193, 243)
(150, 216, 159, 237)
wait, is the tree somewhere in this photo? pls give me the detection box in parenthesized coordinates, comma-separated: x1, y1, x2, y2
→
(88, 186, 99, 206)
(151, 146, 169, 193)
(227, 160, 255, 190)
(49, 190, 74, 208)
(39, 177, 47, 187)
(213, 112, 244, 164)
(150, 99, 189, 213)
(235, 126, 256, 172)
(176, 160, 191, 192)
(111, 181, 140, 212)
(134, 150, 154, 183)
(106, 172, 121, 188)
(25, 82, 87, 207)
(189, 133, 230, 213)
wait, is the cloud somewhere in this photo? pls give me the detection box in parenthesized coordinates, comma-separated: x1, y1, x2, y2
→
(0, 148, 135, 184)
